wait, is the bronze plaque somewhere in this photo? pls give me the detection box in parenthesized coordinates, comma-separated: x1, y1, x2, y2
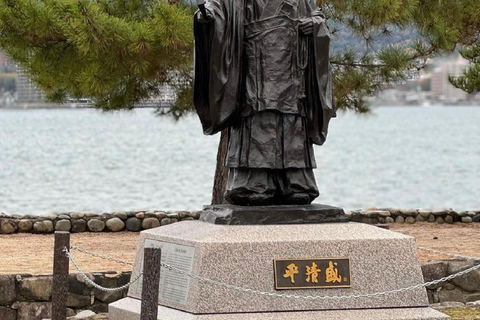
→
(274, 258, 351, 290)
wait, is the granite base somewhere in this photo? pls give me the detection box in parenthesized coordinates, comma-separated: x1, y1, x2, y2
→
(109, 298, 449, 320)
(109, 221, 450, 319)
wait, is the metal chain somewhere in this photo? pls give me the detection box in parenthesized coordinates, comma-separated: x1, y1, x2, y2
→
(70, 246, 134, 266)
(65, 245, 480, 298)
(159, 257, 480, 300)
(64, 248, 142, 292)
(418, 246, 480, 261)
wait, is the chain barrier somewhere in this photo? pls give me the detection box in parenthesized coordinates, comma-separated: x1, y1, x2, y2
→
(64, 246, 480, 298)
(63, 248, 142, 292)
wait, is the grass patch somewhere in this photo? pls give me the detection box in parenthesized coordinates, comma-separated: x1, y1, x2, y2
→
(443, 308, 480, 320)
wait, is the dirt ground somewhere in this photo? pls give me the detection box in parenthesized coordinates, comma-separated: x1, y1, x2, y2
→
(0, 223, 478, 275)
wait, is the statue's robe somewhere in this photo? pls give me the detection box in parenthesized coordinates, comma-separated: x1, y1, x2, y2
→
(193, 0, 335, 203)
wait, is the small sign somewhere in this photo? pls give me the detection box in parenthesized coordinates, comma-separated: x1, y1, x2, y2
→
(274, 258, 351, 290)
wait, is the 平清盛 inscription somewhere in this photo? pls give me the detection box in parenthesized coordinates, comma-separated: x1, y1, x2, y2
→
(274, 258, 351, 290)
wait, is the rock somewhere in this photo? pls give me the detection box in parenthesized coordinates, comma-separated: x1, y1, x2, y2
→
(90, 301, 109, 314)
(435, 217, 444, 224)
(17, 302, 52, 320)
(125, 218, 142, 232)
(42, 214, 58, 221)
(67, 308, 76, 317)
(422, 261, 448, 290)
(19, 276, 53, 301)
(0, 307, 16, 320)
(18, 219, 33, 232)
(68, 310, 96, 319)
(68, 273, 94, 296)
(0, 275, 16, 305)
(66, 293, 92, 308)
(428, 214, 436, 222)
(473, 215, 480, 223)
(405, 216, 416, 224)
(438, 287, 466, 303)
(33, 221, 54, 233)
(418, 210, 432, 218)
(444, 215, 454, 224)
(113, 211, 127, 220)
(84, 212, 99, 218)
(364, 211, 379, 218)
(135, 212, 145, 219)
(432, 209, 449, 216)
(87, 219, 105, 232)
(145, 211, 157, 218)
(167, 212, 180, 219)
(93, 274, 125, 303)
(448, 261, 480, 292)
(466, 293, 480, 303)
(462, 216, 473, 223)
(70, 212, 85, 219)
(457, 211, 468, 217)
(443, 282, 456, 290)
(395, 216, 404, 224)
(161, 217, 179, 226)
(1, 219, 17, 234)
(467, 299, 480, 306)
(385, 217, 395, 224)
(72, 219, 87, 233)
(400, 209, 417, 217)
(55, 220, 71, 231)
(142, 217, 160, 229)
(386, 208, 401, 216)
(190, 211, 201, 219)
(416, 214, 426, 222)
(154, 211, 167, 219)
(439, 301, 465, 308)
(58, 214, 70, 220)
(105, 218, 125, 232)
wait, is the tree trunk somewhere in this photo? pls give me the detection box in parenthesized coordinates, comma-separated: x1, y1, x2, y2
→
(211, 129, 229, 204)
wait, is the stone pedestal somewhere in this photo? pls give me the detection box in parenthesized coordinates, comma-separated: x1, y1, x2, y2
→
(109, 221, 449, 319)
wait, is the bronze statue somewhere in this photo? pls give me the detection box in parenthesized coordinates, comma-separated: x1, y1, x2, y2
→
(194, 0, 334, 206)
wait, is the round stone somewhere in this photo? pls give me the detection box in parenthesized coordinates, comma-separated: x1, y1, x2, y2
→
(416, 215, 425, 222)
(142, 217, 160, 229)
(70, 212, 85, 219)
(55, 220, 71, 231)
(395, 216, 405, 224)
(106, 218, 125, 232)
(1, 219, 17, 234)
(33, 221, 54, 233)
(125, 218, 142, 232)
(444, 215, 454, 224)
(405, 217, 416, 224)
(72, 219, 87, 233)
(135, 212, 145, 219)
(428, 215, 436, 222)
(435, 217, 445, 224)
(18, 219, 33, 232)
(462, 216, 473, 223)
(473, 215, 480, 223)
(113, 212, 127, 220)
(418, 210, 431, 218)
(385, 217, 395, 224)
(87, 219, 105, 232)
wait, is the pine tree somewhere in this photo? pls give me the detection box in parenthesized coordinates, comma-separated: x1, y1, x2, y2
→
(0, 0, 193, 110)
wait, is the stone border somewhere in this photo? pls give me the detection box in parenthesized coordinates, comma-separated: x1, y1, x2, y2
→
(346, 208, 480, 225)
(0, 211, 201, 234)
(0, 208, 479, 234)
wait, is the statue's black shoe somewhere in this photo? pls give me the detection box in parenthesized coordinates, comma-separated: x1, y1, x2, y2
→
(281, 193, 312, 205)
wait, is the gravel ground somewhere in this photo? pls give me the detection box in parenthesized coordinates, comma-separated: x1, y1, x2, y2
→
(0, 223, 478, 274)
